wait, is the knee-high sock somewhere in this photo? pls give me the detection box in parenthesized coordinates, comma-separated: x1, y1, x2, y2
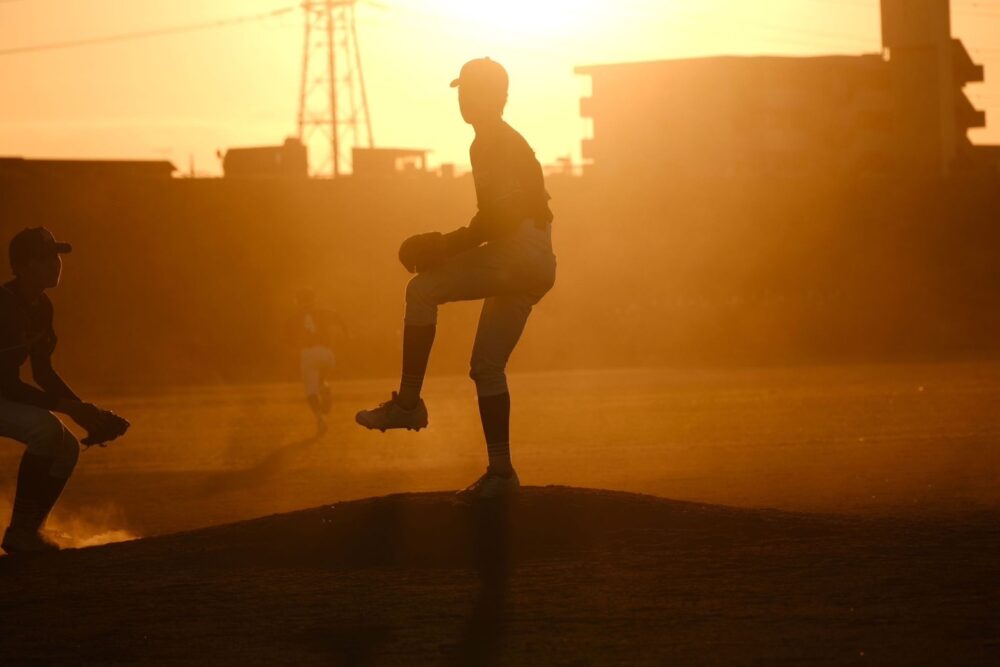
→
(478, 392, 512, 474)
(398, 323, 436, 408)
(8, 452, 69, 534)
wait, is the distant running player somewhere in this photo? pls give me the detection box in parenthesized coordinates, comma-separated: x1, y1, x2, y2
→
(1, 228, 128, 554)
(288, 289, 343, 435)
(355, 58, 557, 499)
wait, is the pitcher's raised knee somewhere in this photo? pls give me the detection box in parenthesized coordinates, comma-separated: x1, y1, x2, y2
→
(404, 274, 440, 327)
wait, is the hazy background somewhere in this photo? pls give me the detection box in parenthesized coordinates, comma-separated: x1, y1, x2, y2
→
(1, 0, 999, 539)
(1, 172, 998, 390)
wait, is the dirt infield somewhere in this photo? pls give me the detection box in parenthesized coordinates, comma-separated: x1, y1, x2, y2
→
(1, 362, 996, 542)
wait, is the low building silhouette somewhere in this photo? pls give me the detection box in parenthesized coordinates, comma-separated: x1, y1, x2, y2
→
(222, 138, 308, 178)
(0, 157, 176, 180)
(351, 148, 429, 178)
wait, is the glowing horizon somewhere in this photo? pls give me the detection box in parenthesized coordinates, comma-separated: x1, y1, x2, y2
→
(0, 0, 995, 174)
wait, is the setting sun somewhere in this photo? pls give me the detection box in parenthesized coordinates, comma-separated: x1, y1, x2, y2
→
(415, 0, 609, 40)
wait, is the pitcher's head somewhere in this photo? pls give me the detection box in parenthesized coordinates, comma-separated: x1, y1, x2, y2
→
(450, 58, 508, 125)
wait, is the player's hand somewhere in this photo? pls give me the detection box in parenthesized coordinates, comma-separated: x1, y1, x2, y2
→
(80, 409, 130, 447)
(398, 232, 447, 274)
(62, 400, 105, 432)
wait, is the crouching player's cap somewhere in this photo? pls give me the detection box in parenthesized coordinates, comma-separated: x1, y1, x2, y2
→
(450, 57, 508, 95)
(9, 227, 72, 269)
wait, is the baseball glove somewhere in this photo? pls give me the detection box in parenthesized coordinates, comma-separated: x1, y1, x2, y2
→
(398, 232, 447, 274)
(81, 410, 131, 447)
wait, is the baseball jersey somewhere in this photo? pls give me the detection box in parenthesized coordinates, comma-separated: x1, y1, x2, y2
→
(288, 308, 337, 349)
(0, 279, 77, 409)
(447, 120, 553, 252)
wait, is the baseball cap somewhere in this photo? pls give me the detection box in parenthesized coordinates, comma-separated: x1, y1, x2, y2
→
(9, 227, 72, 269)
(449, 57, 508, 95)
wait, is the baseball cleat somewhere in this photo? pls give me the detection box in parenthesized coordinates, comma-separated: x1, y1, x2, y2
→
(2, 527, 61, 555)
(355, 392, 428, 432)
(458, 468, 520, 501)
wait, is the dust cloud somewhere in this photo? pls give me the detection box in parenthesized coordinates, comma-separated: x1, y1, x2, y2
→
(0, 492, 138, 550)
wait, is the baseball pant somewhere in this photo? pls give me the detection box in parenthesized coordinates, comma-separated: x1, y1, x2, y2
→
(0, 399, 79, 479)
(300, 345, 335, 398)
(404, 219, 557, 397)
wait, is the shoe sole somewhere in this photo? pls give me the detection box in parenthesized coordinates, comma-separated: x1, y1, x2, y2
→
(356, 415, 427, 433)
(1, 541, 59, 555)
(355, 399, 429, 433)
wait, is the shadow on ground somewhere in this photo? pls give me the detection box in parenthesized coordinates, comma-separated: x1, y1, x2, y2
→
(197, 434, 323, 497)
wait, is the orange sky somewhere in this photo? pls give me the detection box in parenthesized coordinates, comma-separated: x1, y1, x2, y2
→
(1, 0, 997, 175)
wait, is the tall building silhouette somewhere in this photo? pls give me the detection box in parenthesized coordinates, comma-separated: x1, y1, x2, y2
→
(577, 0, 986, 179)
(881, 0, 984, 175)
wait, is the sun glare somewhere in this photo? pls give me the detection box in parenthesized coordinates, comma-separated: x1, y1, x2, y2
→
(425, 0, 607, 41)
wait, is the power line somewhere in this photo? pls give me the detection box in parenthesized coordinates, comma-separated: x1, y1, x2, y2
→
(955, 0, 1000, 8)
(0, 5, 296, 56)
(804, 0, 1000, 16)
(754, 23, 874, 45)
(386, 1, 876, 54)
(798, 0, 876, 10)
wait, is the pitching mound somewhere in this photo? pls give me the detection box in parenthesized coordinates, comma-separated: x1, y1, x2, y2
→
(1, 486, 998, 665)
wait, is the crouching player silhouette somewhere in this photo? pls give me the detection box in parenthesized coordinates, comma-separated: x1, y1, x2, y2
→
(1, 228, 129, 554)
(355, 58, 556, 500)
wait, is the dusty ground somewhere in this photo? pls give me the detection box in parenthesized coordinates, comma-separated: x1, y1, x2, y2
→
(1, 487, 998, 665)
(1, 362, 996, 539)
(1, 363, 999, 664)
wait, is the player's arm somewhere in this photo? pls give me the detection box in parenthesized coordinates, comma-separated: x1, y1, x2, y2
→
(29, 319, 80, 403)
(30, 345, 80, 402)
(0, 315, 62, 410)
(32, 347, 126, 442)
(441, 212, 490, 255)
(400, 209, 490, 270)
(0, 357, 60, 411)
(441, 141, 493, 254)
(26, 330, 112, 433)
(398, 150, 491, 273)
(0, 350, 97, 428)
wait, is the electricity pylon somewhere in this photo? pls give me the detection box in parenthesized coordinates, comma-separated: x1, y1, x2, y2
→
(297, 0, 374, 177)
